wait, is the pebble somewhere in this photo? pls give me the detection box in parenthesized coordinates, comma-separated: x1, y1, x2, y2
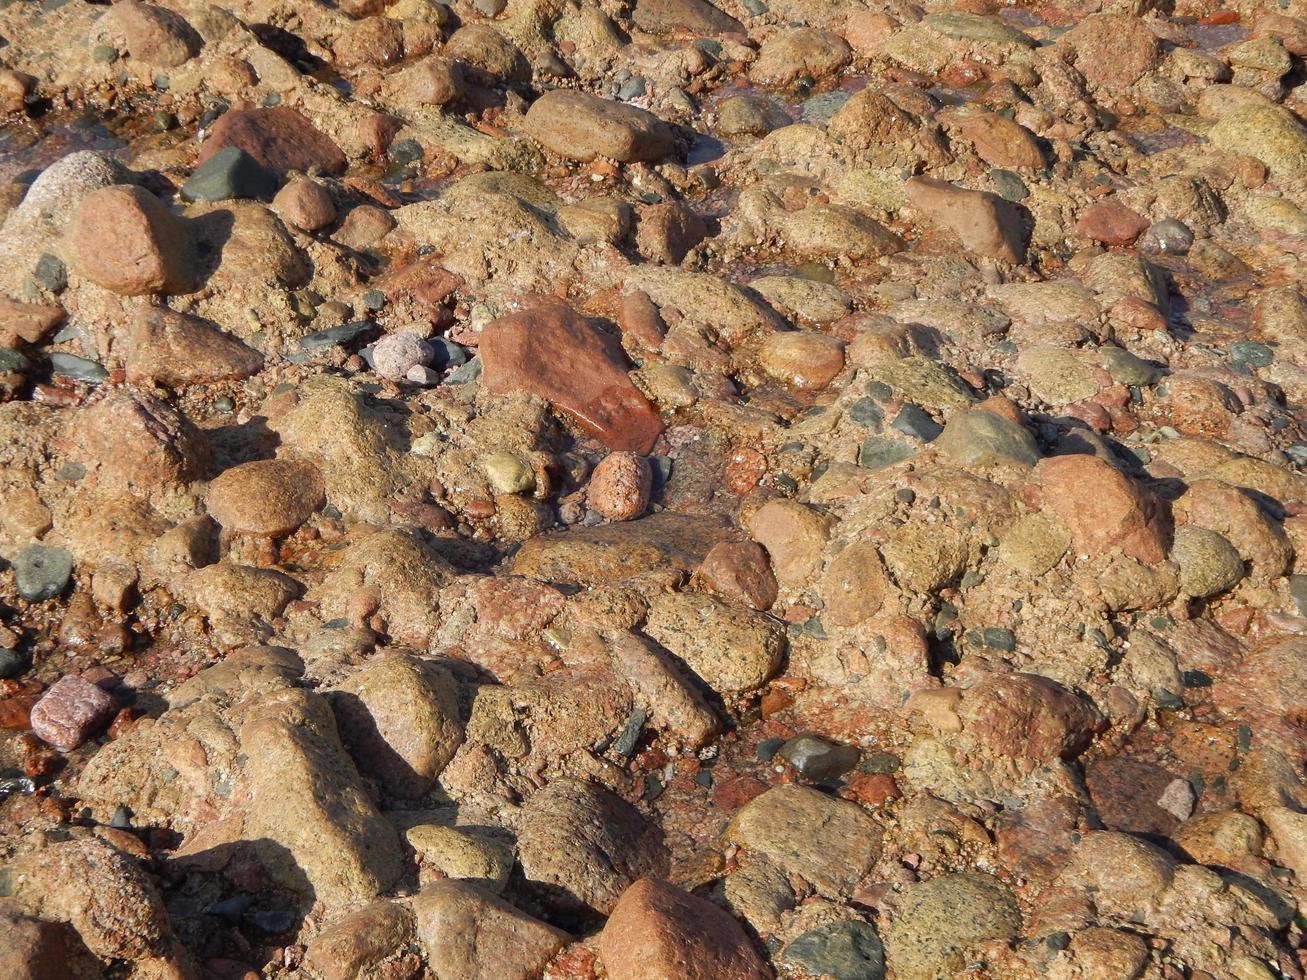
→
(777, 734, 860, 781)
(589, 451, 653, 521)
(14, 544, 73, 601)
(198, 106, 348, 175)
(30, 674, 117, 751)
(181, 146, 279, 201)
(371, 331, 434, 380)
(781, 921, 885, 980)
(67, 184, 191, 295)
(271, 176, 336, 231)
(206, 458, 326, 536)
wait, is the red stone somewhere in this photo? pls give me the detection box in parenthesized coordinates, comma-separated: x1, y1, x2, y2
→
(199, 106, 347, 175)
(1075, 200, 1150, 245)
(480, 299, 664, 453)
(1035, 455, 1171, 564)
(29, 674, 117, 751)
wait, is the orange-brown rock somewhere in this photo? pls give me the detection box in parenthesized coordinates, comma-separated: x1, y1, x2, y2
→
(1035, 455, 1171, 564)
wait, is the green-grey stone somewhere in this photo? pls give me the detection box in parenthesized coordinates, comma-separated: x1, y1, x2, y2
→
(91, 43, 119, 63)
(14, 544, 73, 602)
(1229, 340, 1274, 368)
(859, 436, 915, 470)
(782, 921, 885, 980)
(0, 347, 31, 372)
(33, 253, 66, 291)
(778, 735, 860, 782)
(935, 408, 1039, 468)
(182, 146, 279, 202)
(48, 352, 108, 383)
(299, 320, 375, 350)
(923, 11, 1034, 46)
(990, 169, 1028, 202)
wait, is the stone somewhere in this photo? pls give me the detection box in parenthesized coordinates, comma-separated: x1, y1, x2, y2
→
(633, 0, 743, 35)
(1209, 105, 1307, 180)
(1059, 13, 1159, 90)
(412, 881, 568, 980)
(404, 825, 514, 892)
(199, 107, 348, 175)
(589, 451, 653, 521)
(482, 451, 536, 494)
(524, 90, 674, 163)
(0, 297, 63, 347)
(334, 204, 396, 250)
(332, 654, 463, 799)
(1062, 831, 1175, 918)
(750, 28, 852, 88)
(271, 177, 336, 231)
(102, 0, 202, 67)
(68, 388, 209, 491)
(390, 56, 465, 106)
(880, 873, 1020, 980)
(819, 540, 888, 626)
(758, 331, 845, 390)
(1036, 455, 1170, 564)
(698, 540, 778, 610)
(960, 672, 1103, 765)
(517, 778, 668, 914)
(609, 632, 720, 748)
(745, 499, 830, 588)
(67, 185, 191, 295)
(956, 110, 1044, 171)
(905, 177, 1026, 263)
(717, 94, 790, 136)
(181, 146, 279, 202)
(1076, 200, 1150, 245)
(304, 901, 414, 980)
(778, 734, 860, 781)
(600, 878, 770, 980)
(125, 307, 262, 386)
(635, 201, 708, 265)
(781, 921, 885, 980)
(29, 674, 117, 751)
(935, 407, 1039, 468)
(1173, 810, 1263, 867)
(480, 299, 664, 453)
(0, 912, 82, 980)
(1171, 525, 1244, 598)
(13, 543, 73, 602)
(372, 331, 434, 380)
(724, 784, 880, 895)
(643, 591, 785, 694)
(206, 458, 325, 537)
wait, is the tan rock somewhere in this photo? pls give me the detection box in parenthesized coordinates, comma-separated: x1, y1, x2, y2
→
(758, 331, 845, 390)
(589, 452, 653, 521)
(206, 458, 325, 537)
(411, 881, 568, 980)
(1036, 455, 1171, 564)
(125, 307, 262, 387)
(524, 90, 674, 163)
(745, 499, 831, 588)
(271, 177, 336, 231)
(643, 591, 785, 694)
(905, 176, 1027, 263)
(697, 540, 778, 611)
(304, 901, 414, 980)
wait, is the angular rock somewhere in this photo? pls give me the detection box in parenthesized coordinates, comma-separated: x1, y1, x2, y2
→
(304, 901, 414, 980)
(29, 674, 117, 751)
(643, 591, 785, 694)
(1036, 455, 1171, 564)
(102, 0, 202, 67)
(67, 185, 191, 295)
(881, 873, 1020, 980)
(480, 299, 664, 453)
(412, 881, 569, 980)
(199, 107, 348, 175)
(905, 177, 1027, 263)
(125, 307, 263, 387)
(181, 146, 279, 202)
(698, 540, 778, 611)
(745, 499, 831, 588)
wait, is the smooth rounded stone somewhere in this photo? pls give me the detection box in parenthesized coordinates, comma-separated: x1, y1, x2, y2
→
(955, 109, 1044, 171)
(1209, 105, 1307, 180)
(697, 540, 778, 611)
(1137, 218, 1194, 255)
(481, 451, 536, 495)
(935, 407, 1040, 468)
(125, 306, 262, 387)
(98, 0, 202, 66)
(643, 591, 784, 694)
(600, 878, 770, 980)
(304, 901, 414, 980)
(67, 184, 191, 295)
(858, 436, 915, 470)
(411, 880, 568, 980)
(924, 9, 1032, 45)
(633, 0, 743, 35)
(389, 56, 465, 107)
(959, 672, 1103, 765)
(904, 177, 1026, 264)
(200, 106, 347, 175)
(524, 90, 674, 163)
(181, 146, 278, 202)
(14, 543, 73, 601)
(517, 778, 669, 914)
(1075, 199, 1149, 245)
(404, 825, 513, 893)
(1171, 525, 1244, 598)
(206, 458, 325, 537)
(1062, 831, 1176, 918)
(29, 673, 117, 751)
(880, 872, 1020, 980)
(589, 451, 653, 521)
(745, 499, 831, 588)
(778, 734, 860, 781)
(480, 299, 663, 453)
(271, 176, 336, 231)
(751, 275, 850, 324)
(749, 27, 852, 88)
(716, 94, 790, 137)
(372, 331, 434, 380)
(1088, 345, 1158, 386)
(47, 352, 108, 383)
(819, 539, 888, 626)
(724, 785, 881, 895)
(781, 920, 885, 980)
(334, 654, 464, 799)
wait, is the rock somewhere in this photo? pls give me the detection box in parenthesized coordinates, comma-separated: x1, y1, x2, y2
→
(1257, 807, 1307, 879)
(206, 458, 325, 537)
(524, 91, 674, 163)
(0, 69, 35, 113)
(372, 331, 434, 380)
(239, 688, 404, 909)
(390, 56, 465, 106)
(1062, 831, 1175, 918)
(304, 902, 414, 980)
(1035, 455, 1170, 564)
(781, 921, 885, 980)
(1068, 928, 1149, 979)
(13, 543, 73, 602)
(271, 177, 336, 231)
(480, 299, 664, 453)
(181, 146, 279, 202)
(778, 734, 860, 781)
(589, 451, 653, 521)
(819, 540, 888, 626)
(517, 778, 668, 913)
(609, 631, 720, 747)
(960, 672, 1103, 766)
(724, 785, 880, 895)
(1171, 525, 1243, 598)
(0, 297, 63, 347)
(1076, 200, 1150, 245)
(199, 107, 348, 175)
(750, 28, 852, 88)
(633, 0, 743, 35)
(717, 94, 790, 136)
(101, 0, 202, 67)
(745, 499, 830, 589)
(412, 881, 569, 980)
(698, 540, 778, 611)
(68, 388, 209, 491)
(956, 109, 1044, 171)
(0, 912, 84, 980)
(1209, 105, 1307, 180)
(935, 407, 1039, 468)
(1059, 13, 1159, 90)
(125, 307, 263, 387)
(643, 591, 785, 694)
(905, 177, 1026, 263)
(334, 204, 396, 250)
(332, 654, 463, 799)
(67, 185, 191, 295)
(404, 825, 514, 892)
(880, 873, 1020, 980)
(758, 331, 845, 390)
(1173, 810, 1263, 867)
(600, 878, 770, 980)
(635, 200, 708, 265)
(482, 451, 535, 494)
(29, 674, 116, 750)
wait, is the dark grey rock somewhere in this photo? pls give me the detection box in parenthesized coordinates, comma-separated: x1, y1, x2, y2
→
(14, 544, 73, 602)
(182, 146, 280, 202)
(778, 734, 860, 782)
(891, 404, 943, 442)
(858, 436, 914, 470)
(781, 920, 885, 980)
(48, 352, 108, 383)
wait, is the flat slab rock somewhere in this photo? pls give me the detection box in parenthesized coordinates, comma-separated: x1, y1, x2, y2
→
(480, 299, 664, 453)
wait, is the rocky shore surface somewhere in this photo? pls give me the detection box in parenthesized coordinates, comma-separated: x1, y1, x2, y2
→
(2, 0, 1307, 976)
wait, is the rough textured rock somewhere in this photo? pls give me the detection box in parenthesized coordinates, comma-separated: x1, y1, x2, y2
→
(67, 185, 191, 295)
(199, 107, 348, 175)
(525, 91, 674, 163)
(412, 880, 569, 980)
(205, 458, 325, 537)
